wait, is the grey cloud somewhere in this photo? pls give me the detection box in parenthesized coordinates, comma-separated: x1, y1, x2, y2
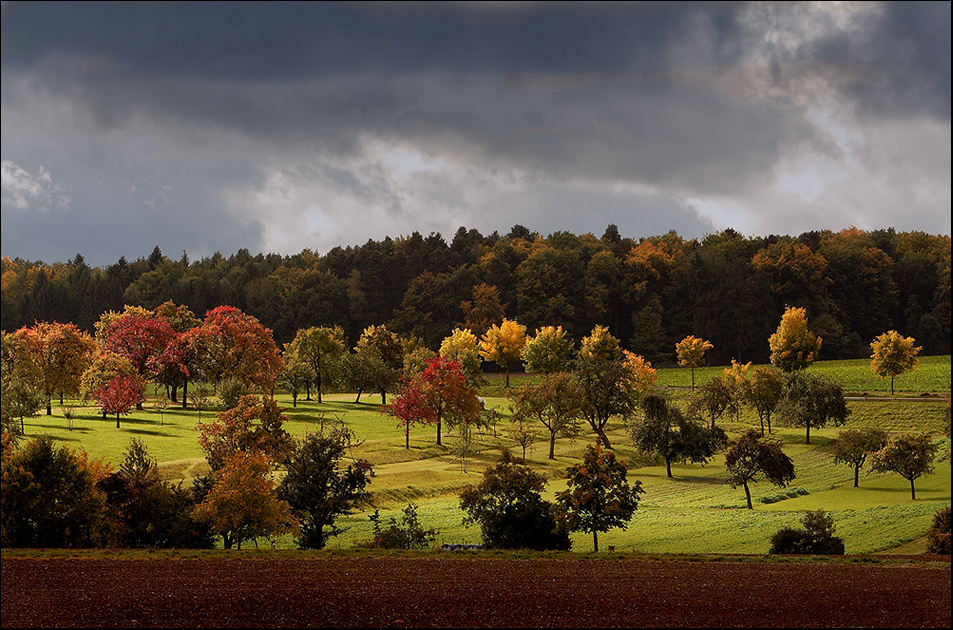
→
(1, 1, 948, 267)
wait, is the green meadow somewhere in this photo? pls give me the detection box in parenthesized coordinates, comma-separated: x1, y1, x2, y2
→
(15, 355, 951, 555)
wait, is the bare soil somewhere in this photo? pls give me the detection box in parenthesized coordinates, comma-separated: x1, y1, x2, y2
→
(2, 555, 950, 628)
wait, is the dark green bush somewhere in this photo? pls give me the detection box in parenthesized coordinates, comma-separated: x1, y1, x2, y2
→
(769, 509, 844, 555)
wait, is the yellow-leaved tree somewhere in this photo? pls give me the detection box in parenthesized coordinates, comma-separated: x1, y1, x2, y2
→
(675, 335, 713, 390)
(768, 306, 821, 373)
(870, 330, 921, 395)
(479, 319, 527, 388)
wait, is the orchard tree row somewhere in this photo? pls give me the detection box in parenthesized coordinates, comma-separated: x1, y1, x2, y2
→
(2, 303, 944, 551)
(0, 293, 929, 437)
(3, 226, 950, 364)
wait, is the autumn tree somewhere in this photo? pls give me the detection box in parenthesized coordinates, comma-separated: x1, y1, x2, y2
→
(192, 450, 298, 549)
(687, 375, 739, 430)
(439, 327, 484, 386)
(556, 442, 643, 552)
(777, 372, 850, 445)
(480, 318, 527, 388)
(15, 322, 96, 415)
(1, 331, 44, 436)
(870, 330, 922, 395)
(831, 428, 889, 487)
(287, 326, 346, 403)
(769, 306, 822, 373)
(99, 309, 176, 409)
(724, 429, 796, 509)
(195, 394, 294, 472)
(573, 326, 656, 449)
(507, 371, 583, 459)
(425, 356, 484, 447)
(91, 374, 145, 428)
(743, 366, 784, 435)
(81, 351, 142, 422)
(459, 448, 571, 551)
(868, 432, 940, 500)
(632, 394, 727, 478)
(521, 325, 574, 375)
(350, 325, 403, 404)
(186, 306, 283, 396)
(676, 335, 713, 390)
(277, 426, 374, 550)
(460, 283, 506, 338)
(387, 372, 437, 449)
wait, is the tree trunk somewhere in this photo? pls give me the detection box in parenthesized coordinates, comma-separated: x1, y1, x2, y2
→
(549, 433, 556, 460)
(595, 427, 612, 449)
(805, 423, 811, 445)
(665, 456, 673, 478)
(436, 418, 442, 446)
(854, 465, 860, 488)
(405, 423, 410, 449)
(910, 478, 916, 501)
(116, 414, 121, 429)
(182, 380, 188, 408)
(593, 530, 599, 552)
(743, 481, 753, 509)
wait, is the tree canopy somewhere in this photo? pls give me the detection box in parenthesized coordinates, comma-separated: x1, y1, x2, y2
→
(556, 442, 643, 551)
(870, 330, 922, 395)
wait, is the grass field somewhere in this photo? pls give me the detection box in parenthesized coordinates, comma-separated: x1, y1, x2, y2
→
(13, 355, 951, 555)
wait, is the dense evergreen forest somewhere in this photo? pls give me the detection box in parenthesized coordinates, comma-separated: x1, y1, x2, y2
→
(2, 225, 950, 365)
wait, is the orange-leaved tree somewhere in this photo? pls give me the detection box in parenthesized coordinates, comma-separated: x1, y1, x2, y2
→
(15, 322, 96, 415)
(192, 450, 298, 549)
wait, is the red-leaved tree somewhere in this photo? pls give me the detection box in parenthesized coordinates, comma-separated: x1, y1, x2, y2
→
(185, 306, 283, 396)
(100, 313, 176, 409)
(387, 374, 438, 449)
(91, 374, 145, 428)
(386, 357, 481, 447)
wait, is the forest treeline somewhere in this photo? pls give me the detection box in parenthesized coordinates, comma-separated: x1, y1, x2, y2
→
(2, 225, 950, 365)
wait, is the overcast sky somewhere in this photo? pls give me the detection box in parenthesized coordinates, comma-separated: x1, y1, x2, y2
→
(2, 1, 950, 267)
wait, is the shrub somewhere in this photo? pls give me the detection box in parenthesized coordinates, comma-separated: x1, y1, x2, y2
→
(1, 436, 112, 548)
(459, 449, 572, 551)
(769, 509, 844, 555)
(769, 527, 815, 554)
(927, 506, 950, 555)
(367, 503, 438, 550)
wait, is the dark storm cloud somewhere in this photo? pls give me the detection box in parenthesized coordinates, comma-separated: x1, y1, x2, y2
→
(1, 2, 949, 267)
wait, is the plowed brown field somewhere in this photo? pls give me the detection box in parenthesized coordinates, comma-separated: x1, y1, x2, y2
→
(2, 555, 950, 628)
